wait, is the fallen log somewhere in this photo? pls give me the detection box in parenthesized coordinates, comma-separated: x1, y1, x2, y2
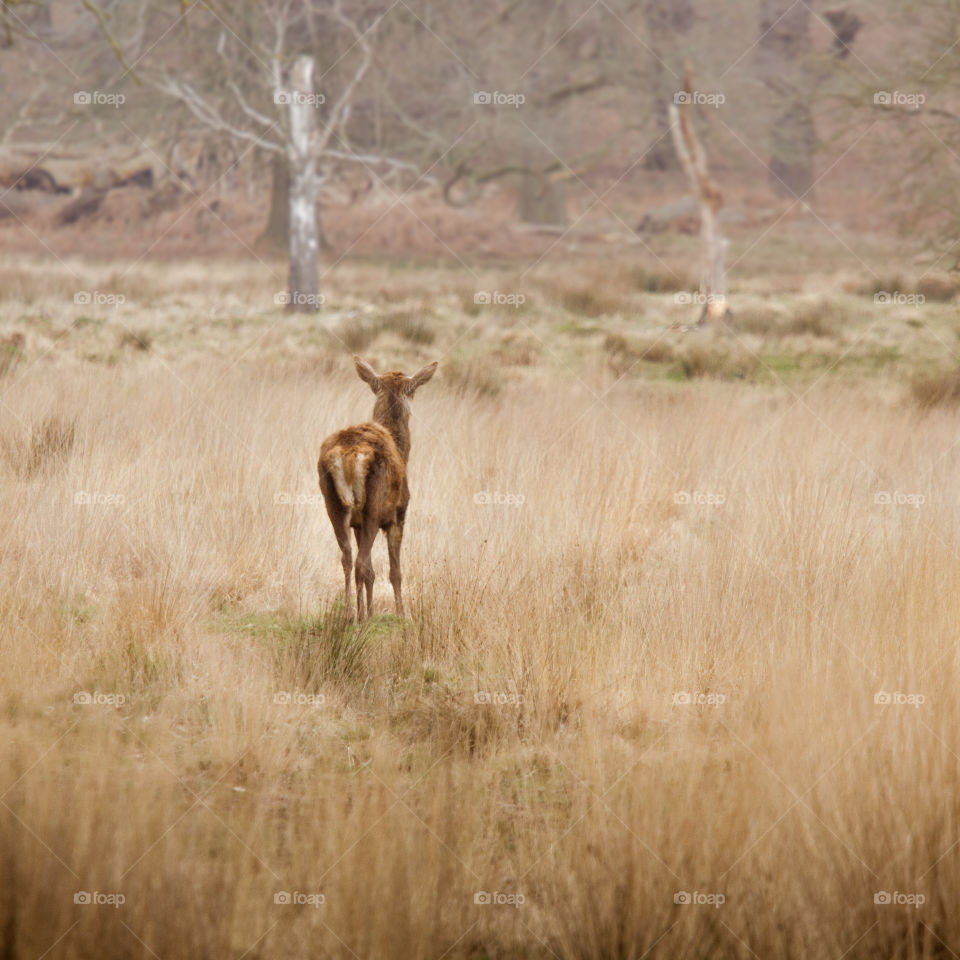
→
(55, 187, 109, 226)
(0, 147, 157, 193)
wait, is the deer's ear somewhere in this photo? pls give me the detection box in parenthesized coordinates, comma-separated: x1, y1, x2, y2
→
(406, 360, 438, 394)
(354, 356, 381, 392)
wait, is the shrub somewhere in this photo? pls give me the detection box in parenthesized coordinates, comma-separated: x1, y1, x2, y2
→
(559, 287, 628, 318)
(338, 320, 380, 354)
(629, 264, 690, 293)
(678, 344, 757, 381)
(783, 300, 843, 338)
(119, 328, 153, 351)
(733, 307, 781, 336)
(443, 356, 501, 397)
(382, 311, 436, 345)
(603, 333, 675, 376)
(337, 313, 437, 352)
(911, 368, 960, 410)
(916, 275, 959, 302)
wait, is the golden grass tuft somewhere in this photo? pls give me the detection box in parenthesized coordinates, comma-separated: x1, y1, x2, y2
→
(558, 285, 628, 318)
(1, 413, 77, 479)
(0, 333, 24, 376)
(783, 299, 844, 337)
(678, 341, 758, 380)
(604, 331, 676, 377)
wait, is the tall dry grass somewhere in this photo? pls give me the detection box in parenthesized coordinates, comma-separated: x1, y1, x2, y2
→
(1, 349, 959, 958)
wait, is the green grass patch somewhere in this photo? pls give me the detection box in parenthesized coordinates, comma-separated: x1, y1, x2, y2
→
(218, 603, 405, 689)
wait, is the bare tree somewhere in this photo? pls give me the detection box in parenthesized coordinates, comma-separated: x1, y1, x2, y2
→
(372, 0, 646, 226)
(670, 67, 730, 324)
(81, 0, 393, 312)
(286, 55, 320, 311)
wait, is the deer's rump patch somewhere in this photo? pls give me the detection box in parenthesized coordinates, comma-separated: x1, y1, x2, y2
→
(318, 423, 404, 526)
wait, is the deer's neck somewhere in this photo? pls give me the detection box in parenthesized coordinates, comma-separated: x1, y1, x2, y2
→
(374, 399, 411, 462)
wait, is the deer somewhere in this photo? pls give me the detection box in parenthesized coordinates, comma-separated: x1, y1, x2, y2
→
(318, 355, 438, 621)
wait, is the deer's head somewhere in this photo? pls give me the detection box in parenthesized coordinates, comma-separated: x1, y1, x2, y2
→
(354, 356, 438, 449)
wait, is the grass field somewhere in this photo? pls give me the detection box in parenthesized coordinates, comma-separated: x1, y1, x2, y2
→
(2, 249, 960, 958)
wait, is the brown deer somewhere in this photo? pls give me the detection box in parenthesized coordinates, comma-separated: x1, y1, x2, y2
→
(318, 356, 438, 620)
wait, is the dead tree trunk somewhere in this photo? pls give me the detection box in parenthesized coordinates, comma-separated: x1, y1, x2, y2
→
(669, 70, 730, 325)
(286, 55, 320, 314)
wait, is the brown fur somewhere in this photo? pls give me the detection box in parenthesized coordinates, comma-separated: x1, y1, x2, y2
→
(318, 355, 438, 620)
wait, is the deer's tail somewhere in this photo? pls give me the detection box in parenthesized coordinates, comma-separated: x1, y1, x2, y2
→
(321, 449, 369, 526)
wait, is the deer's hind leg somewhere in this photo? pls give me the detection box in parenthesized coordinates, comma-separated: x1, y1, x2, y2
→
(320, 473, 354, 618)
(354, 518, 379, 621)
